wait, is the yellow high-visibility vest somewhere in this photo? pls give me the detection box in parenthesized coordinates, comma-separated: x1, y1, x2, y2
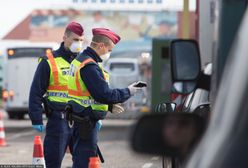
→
(41, 52, 70, 103)
(67, 55, 109, 112)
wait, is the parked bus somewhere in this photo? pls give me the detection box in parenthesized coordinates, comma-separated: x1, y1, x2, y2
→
(1, 41, 59, 119)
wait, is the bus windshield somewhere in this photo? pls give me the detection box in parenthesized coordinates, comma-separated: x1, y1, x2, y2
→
(7, 47, 51, 59)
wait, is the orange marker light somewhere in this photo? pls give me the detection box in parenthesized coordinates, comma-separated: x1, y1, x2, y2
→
(9, 90, 14, 101)
(9, 90, 14, 97)
(2, 90, 8, 101)
(8, 49, 14, 56)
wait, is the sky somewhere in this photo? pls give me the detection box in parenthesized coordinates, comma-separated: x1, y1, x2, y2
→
(0, 0, 69, 38)
(0, 0, 196, 38)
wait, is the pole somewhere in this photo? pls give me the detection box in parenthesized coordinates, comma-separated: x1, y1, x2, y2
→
(182, 0, 190, 39)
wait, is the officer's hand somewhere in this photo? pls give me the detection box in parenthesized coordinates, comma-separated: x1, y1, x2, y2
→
(96, 120, 102, 131)
(112, 104, 124, 114)
(32, 125, 45, 132)
(128, 82, 143, 95)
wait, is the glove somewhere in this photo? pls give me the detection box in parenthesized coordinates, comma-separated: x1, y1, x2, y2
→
(32, 125, 45, 132)
(128, 82, 142, 95)
(96, 120, 102, 131)
(112, 104, 125, 114)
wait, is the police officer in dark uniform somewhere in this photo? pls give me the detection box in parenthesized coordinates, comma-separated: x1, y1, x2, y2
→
(67, 28, 143, 167)
(29, 22, 84, 168)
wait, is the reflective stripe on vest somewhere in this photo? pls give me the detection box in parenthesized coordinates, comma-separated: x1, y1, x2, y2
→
(68, 56, 109, 111)
(48, 91, 68, 98)
(68, 58, 95, 97)
(67, 96, 103, 105)
(47, 52, 59, 86)
(46, 52, 70, 103)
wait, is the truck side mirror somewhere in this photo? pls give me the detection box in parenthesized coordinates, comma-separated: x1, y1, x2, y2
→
(170, 39, 201, 94)
(131, 113, 205, 159)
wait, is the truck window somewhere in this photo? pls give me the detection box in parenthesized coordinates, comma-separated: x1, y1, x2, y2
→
(110, 63, 135, 73)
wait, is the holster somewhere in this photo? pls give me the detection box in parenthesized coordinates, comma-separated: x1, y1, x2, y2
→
(77, 116, 93, 140)
(65, 104, 93, 140)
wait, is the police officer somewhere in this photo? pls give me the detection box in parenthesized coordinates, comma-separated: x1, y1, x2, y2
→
(67, 28, 142, 167)
(28, 22, 84, 168)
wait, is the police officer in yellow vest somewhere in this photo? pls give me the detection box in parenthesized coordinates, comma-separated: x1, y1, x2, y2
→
(67, 28, 142, 168)
(28, 22, 84, 168)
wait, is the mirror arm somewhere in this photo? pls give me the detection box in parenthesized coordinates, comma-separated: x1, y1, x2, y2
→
(196, 73, 211, 91)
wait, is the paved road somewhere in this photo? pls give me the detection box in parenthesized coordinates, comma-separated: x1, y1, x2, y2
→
(0, 112, 163, 168)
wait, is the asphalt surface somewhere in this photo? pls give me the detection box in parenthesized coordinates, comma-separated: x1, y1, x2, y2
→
(0, 111, 163, 168)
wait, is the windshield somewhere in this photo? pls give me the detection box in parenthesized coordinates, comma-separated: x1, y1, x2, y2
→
(110, 63, 135, 73)
(7, 47, 51, 59)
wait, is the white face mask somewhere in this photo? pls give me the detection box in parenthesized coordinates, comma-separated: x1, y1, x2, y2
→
(69, 41, 82, 53)
(100, 52, 111, 61)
